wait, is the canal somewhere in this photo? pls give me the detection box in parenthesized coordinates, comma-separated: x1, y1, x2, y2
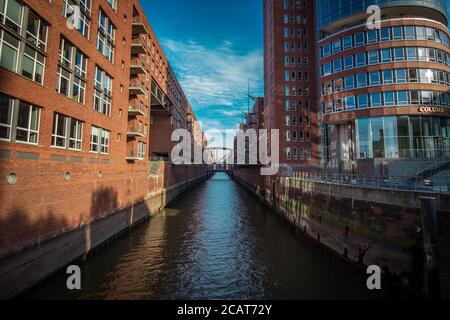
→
(24, 173, 407, 300)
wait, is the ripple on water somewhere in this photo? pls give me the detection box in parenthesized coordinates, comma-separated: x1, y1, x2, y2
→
(24, 173, 399, 300)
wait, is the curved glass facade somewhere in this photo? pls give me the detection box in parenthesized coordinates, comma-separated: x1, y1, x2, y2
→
(318, 0, 448, 29)
(356, 115, 450, 159)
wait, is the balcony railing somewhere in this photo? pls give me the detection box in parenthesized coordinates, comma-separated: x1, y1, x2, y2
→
(127, 124, 146, 137)
(130, 57, 146, 75)
(131, 36, 147, 54)
(128, 103, 147, 116)
(132, 18, 148, 35)
(129, 79, 146, 96)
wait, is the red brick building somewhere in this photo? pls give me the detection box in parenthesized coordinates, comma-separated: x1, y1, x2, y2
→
(263, 0, 320, 177)
(0, 0, 206, 259)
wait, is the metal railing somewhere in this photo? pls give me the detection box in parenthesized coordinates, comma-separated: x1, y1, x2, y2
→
(291, 172, 450, 194)
(128, 103, 148, 116)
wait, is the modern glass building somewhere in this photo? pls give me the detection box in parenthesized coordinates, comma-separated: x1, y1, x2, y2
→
(317, 0, 450, 177)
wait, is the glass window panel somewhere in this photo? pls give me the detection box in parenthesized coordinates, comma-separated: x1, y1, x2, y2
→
(369, 71, 380, 86)
(0, 42, 18, 71)
(357, 118, 372, 158)
(384, 92, 395, 106)
(382, 70, 393, 84)
(370, 92, 382, 107)
(371, 117, 385, 158)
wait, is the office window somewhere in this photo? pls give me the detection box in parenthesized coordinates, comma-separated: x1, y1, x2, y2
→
(355, 52, 366, 67)
(409, 69, 418, 82)
(0, 6, 47, 84)
(397, 91, 409, 105)
(138, 142, 146, 159)
(344, 75, 354, 90)
(370, 92, 382, 107)
(410, 91, 420, 104)
(406, 47, 417, 61)
(381, 48, 391, 62)
(57, 38, 87, 103)
(395, 69, 407, 83)
(367, 29, 378, 44)
(418, 47, 428, 61)
(286, 147, 291, 160)
(0, 93, 13, 140)
(354, 32, 365, 46)
(321, 43, 330, 58)
(343, 35, 353, 50)
(332, 59, 341, 73)
(368, 50, 378, 64)
(380, 27, 391, 42)
(382, 69, 393, 84)
(369, 71, 380, 86)
(357, 94, 368, 109)
(25, 10, 48, 51)
(52, 113, 83, 150)
(93, 66, 113, 116)
(1, 0, 23, 34)
(384, 92, 395, 106)
(345, 96, 355, 110)
(90, 126, 110, 154)
(62, 0, 90, 38)
(392, 26, 403, 40)
(97, 10, 115, 62)
(394, 47, 405, 61)
(405, 26, 415, 40)
(332, 39, 341, 54)
(0, 31, 19, 72)
(356, 73, 367, 88)
(1, 94, 41, 144)
(322, 62, 331, 76)
(344, 55, 353, 70)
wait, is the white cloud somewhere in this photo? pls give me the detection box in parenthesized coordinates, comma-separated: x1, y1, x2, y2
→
(162, 39, 263, 113)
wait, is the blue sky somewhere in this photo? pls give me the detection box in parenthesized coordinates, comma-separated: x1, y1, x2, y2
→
(142, 0, 264, 139)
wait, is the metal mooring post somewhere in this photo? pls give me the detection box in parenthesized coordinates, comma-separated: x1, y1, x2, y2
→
(419, 196, 441, 299)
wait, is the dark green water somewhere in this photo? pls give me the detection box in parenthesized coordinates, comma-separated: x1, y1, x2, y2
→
(23, 173, 409, 300)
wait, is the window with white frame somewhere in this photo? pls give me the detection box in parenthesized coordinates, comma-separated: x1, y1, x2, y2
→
(57, 38, 87, 104)
(93, 66, 112, 116)
(138, 141, 146, 159)
(97, 9, 115, 62)
(0, 0, 23, 34)
(62, 0, 90, 38)
(52, 113, 83, 150)
(0, 3, 47, 84)
(90, 126, 110, 154)
(0, 93, 13, 140)
(0, 93, 41, 144)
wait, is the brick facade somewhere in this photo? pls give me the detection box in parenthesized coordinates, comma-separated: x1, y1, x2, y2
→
(0, 0, 206, 258)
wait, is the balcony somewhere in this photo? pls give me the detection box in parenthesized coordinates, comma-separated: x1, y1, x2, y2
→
(129, 79, 146, 96)
(127, 125, 146, 137)
(132, 18, 148, 35)
(130, 57, 146, 75)
(128, 103, 148, 117)
(126, 150, 145, 161)
(151, 80, 170, 113)
(131, 37, 146, 55)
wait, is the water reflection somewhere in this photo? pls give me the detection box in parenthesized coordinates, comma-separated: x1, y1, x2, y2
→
(24, 173, 405, 300)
